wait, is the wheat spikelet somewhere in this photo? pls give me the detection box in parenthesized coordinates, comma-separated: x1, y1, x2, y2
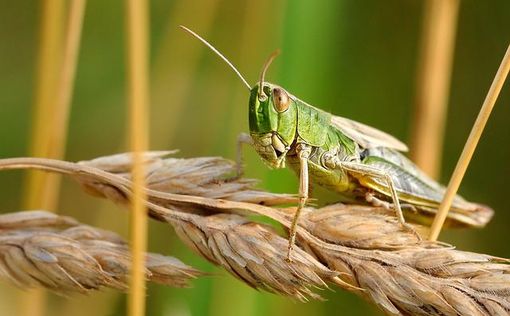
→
(0, 210, 201, 293)
(171, 213, 336, 301)
(299, 206, 510, 315)
(79, 151, 296, 206)
(0, 152, 508, 315)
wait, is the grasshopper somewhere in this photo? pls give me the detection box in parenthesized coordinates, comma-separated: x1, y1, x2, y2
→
(180, 26, 493, 260)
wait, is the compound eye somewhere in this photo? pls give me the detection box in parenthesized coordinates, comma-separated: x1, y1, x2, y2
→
(272, 88, 290, 112)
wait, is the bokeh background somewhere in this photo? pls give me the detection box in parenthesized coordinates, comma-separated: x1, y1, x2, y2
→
(0, 0, 509, 315)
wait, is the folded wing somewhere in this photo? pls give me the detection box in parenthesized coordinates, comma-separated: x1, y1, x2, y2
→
(330, 115, 408, 152)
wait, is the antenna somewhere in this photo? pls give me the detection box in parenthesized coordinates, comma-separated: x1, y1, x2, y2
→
(258, 49, 280, 100)
(179, 25, 251, 90)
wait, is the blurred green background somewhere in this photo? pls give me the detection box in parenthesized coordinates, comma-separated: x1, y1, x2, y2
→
(0, 0, 509, 315)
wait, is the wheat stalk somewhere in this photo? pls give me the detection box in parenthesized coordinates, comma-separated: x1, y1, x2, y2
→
(0, 152, 508, 315)
(411, 0, 459, 179)
(0, 210, 201, 293)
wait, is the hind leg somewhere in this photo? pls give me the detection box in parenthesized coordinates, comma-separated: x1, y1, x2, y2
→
(365, 192, 418, 213)
(339, 162, 420, 238)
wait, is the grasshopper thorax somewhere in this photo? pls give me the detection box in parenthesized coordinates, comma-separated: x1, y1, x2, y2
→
(248, 83, 298, 168)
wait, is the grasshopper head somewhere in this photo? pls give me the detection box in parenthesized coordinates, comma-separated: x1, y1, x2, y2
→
(178, 26, 297, 168)
(248, 50, 298, 169)
(248, 82, 297, 168)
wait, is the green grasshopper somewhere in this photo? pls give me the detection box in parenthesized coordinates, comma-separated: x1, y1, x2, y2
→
(180, 26, 493, 260)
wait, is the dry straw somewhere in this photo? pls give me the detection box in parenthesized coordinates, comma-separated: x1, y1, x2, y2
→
(411, 0, 460, 179)
(21, 0, 87, 314)
(429, 44, 510, 241)
(125, 0, 150, 314)
(0, 152, 508, 315)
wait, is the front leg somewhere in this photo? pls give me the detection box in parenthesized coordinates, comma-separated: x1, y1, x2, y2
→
(236, 132, 254, 177)
(286, 143, 311, 262)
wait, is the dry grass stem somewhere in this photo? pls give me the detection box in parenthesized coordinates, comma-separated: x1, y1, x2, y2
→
(21, 0, 67, 314)
(0, 153, 508, 315)
(22, 0, 65, 212)
(0, 211, 201, 293)
(429, 44, 510, 241)
(411, 0, 459, 179)
(51, 0, 86, 161)
(125, 0, 150, 313)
